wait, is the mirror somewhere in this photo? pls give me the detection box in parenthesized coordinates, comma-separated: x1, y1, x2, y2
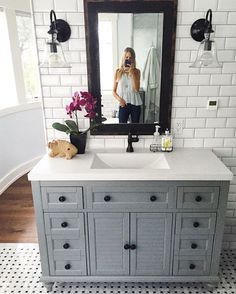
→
(99, 13, 163, 124)
(84, 0, 177, 135)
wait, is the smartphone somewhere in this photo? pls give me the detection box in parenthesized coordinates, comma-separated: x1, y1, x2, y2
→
(124, 59, 131, 67)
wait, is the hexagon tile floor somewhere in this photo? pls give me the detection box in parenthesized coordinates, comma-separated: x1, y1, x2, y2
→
(0, 244, 235, 294)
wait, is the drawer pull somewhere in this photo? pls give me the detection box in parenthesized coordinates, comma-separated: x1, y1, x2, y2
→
(124, 244, 130, 250)
(195, 195, 202, 202)
(63, 243, 70, 249)
(191, 243, 198, 249)
(150, 195, 157, 202)
(61, 222, 68, 228)
(189, 263, 196, 270)
(193, 221, 200, 228)
(104, 195, 111, 202)
(130, 244, 136, 250)
(59, 196, 66, 202)
(65, 264, 71, 270)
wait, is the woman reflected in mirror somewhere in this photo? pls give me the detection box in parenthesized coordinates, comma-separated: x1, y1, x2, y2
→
(112, 47, 142, 123)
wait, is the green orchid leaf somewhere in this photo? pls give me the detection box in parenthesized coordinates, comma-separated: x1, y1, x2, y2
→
(52, 122, 70, 133)
(65, 120, 78, 131)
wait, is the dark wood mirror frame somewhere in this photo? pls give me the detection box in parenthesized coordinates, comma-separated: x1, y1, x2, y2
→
(84, 0, 177, 135)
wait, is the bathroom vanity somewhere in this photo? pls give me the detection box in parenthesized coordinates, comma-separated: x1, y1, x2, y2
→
(28, 149, 232, 291)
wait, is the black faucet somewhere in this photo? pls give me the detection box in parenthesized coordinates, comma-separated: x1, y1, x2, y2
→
(126, 131, 139, 152)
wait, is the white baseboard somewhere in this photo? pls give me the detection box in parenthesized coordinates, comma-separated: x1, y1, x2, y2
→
(0, 156, 43, 195)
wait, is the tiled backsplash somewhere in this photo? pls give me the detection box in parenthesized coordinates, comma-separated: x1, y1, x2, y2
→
(32, 0, 236, 248)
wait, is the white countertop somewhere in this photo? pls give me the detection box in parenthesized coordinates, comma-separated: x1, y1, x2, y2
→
(28, 148, 233, 182)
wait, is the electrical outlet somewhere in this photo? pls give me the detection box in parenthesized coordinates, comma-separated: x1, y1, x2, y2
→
(173, 119, 185, 136)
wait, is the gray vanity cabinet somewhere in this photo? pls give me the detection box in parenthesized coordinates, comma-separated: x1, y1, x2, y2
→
(30, 179, 230, 291)
(44, 212, 87, 276)
(88, 213, 130, 275)
(88, 212, 172, 276)
(130, 213, 172, 276)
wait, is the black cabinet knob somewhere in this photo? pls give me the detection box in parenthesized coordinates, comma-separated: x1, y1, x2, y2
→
(150, 195, 157, 202)
(104, 195, 111, 202)
(63, 243, 70, 249)
(191, 243, 197, 249)
(65, 264, 71, 270)
(130, 244, 136, 250)
(193, 221, 200, 228)
(59, 196, 66, 202)
(124, 244, 130, 250)
(189, 263, 195, 270)
(61, 222, 68, 228)
(195, 195, 202, 202)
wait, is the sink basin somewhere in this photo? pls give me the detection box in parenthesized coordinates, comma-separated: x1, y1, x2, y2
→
(91, 153, 170, 169)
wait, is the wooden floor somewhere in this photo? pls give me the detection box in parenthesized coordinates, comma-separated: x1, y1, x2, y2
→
(0, 174, 38, 243)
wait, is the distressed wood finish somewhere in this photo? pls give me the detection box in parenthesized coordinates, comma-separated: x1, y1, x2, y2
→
(87, 185, 176, 210)
(88, 212, 130, 275)
(30, 180, 230, 291)
(130, 213, 172, 275)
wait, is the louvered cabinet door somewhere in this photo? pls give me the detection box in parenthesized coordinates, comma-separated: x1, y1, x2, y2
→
(88, 213, 129, 276)
(130, 213, 172, 276)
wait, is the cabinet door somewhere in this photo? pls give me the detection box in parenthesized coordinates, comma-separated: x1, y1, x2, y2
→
(88, 213, 129, 275)
(130, 213, 172, 276)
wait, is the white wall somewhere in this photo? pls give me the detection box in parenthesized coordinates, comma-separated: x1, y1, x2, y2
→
(32, 0, 236, 248)
(0, 103, 46, 194)
(117, 14, 133, 59)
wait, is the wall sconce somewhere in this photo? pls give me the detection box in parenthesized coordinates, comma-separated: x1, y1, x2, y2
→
(190, 9, 221, 68)
(40, 10, 71, 68)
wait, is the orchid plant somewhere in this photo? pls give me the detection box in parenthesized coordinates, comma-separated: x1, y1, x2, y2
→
(52, 91, 98, 136)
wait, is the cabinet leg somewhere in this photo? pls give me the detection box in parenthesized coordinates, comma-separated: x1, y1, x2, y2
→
(43, 282, 54, 292)
(205, 282, 218, 291)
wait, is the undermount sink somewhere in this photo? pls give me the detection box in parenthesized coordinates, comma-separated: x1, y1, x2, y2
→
(90, 153, 170, 169)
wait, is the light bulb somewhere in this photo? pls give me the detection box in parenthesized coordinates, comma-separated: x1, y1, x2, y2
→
(200, 51, 214, 67)
(48, 53, 63, 67)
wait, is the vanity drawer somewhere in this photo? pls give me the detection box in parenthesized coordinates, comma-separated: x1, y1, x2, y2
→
(177, 187, 219, 210)
(87, 186, 175, 210)
(44, 213, 84, 236)
(176, 213, 216, 235)
(46, 234, 86, 259)
(173, 255, 211, 276)
(42, 187, 83, 210)
(47, 234, 87, 276)
(174, 234, 214, 255)
(50, 259, 87, 276)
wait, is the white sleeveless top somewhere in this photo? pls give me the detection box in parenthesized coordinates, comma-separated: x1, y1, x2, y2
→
(117, 74, 142, 106)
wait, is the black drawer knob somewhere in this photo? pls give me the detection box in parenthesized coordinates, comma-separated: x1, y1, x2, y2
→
(104, 195, 111, 202)
(63, 243, 70, 249)
(61, 222, 68, 228)
(193, 221, 200, 228)
(65, 264, 71, 270)
(189, 263, 196, 270)
(130, 244, 136, 250)
(150, 195, 157, 202)
(124, 244, 130, 250)
(191, 243, 198, 249)
(59, 196, 66, 202)
(195, 195, 202, 202)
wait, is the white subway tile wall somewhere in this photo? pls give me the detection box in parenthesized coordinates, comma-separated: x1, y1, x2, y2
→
(32, 0, 236, 248)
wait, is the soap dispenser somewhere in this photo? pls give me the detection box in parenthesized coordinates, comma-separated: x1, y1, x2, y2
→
(161, 128, 173, 152)
(150, 125, 162, 152)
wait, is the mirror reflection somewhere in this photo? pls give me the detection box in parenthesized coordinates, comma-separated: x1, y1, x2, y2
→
(98, 13, 163, 124)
